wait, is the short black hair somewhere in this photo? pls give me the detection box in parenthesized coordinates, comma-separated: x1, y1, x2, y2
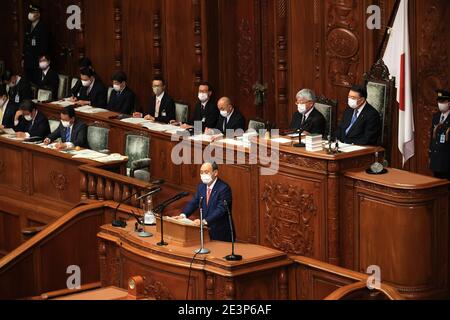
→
(1, 70, 14, 82)
(199, 81, 213, 92)
(152, 76, 166, 86)
(61, 106, 76, 118)
(39, 54, 51, 61)
(112, 71, 127, 83)
(350, 85, 368, 99)
(80, 67, 94, 78)
(0, 84, 7, 97)
(78, 57, 93, 69)
(19, 100, 36, 112)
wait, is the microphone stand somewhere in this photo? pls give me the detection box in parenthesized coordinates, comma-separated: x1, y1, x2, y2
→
(223, 200, 242, 261)
(293, 129, 305, 148)
(195, 197, 210, 255)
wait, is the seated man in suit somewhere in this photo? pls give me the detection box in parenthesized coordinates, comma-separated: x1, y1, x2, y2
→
(13, 100, 50, 139)
(215, 97, 246, 134)
(71, 57, 100, 98)
(0, 85, 18, 129)
(133, 77, 175, 124)
(44, 105, 88, 149)
(108, 71, 136, 115)
(182, 81, 219, 132)
(70, 67, 107, 107)
(290, 88, 326, 136)
(336, 85, 381, 146)
(2, 70, 33, 104)
(34, 54, 59, 101)
(175, 162, 234, 242)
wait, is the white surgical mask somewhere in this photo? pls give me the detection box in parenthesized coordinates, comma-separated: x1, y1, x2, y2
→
(113, 84, 122, 92)
(438, 102, 449, 113)
(61, 120, 71, 128)
(348, 98, 359, 109)
(24, 115, 33, 121)
(297, 103, 307, 114)
(39, 61, 49, 70)
(82, 80, 91, 87)
(198, 93, 209, 103)
(220, 110, 229, 118)
(201, 174, 213, 185)
(153, 87, 162, 96)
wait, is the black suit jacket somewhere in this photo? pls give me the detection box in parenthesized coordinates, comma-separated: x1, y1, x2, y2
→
(216, 109, 246, 134)
(14, 111, 50, 138)
(47, 118, 88, 148)
(23, 21, 50, 70)
(1, 100, 18, 129)
(148, 93, 176, 124)
(337, 103, 381, 146)
(290, 107, 326, 136)
(188, 99, 219, 130)
(429, 113, 450, 174)
(108, 86, 136, 115)
(71, 72, 101, 98)
(8, 77, 33, 104)
(78, 79, 108, 107)
(34, 68, 59, 101)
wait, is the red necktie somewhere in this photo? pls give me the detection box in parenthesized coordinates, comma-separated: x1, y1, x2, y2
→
(206, 188, 212, 205)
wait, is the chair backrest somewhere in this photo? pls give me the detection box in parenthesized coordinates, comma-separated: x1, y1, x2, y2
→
(87, 124, 110, 152)
(364, 59, 396, 160)
(71, 77, 79, 90)
(315, 96, 338, 138)
(107, 87, 114, 104)
(125, 134, 150, 169)
(58, 74, 69, 100)
(37, 89, 53, 102)
(175, 102, 189, 123)
(248, 119, 266, 135)
(48, 119, 61, 134)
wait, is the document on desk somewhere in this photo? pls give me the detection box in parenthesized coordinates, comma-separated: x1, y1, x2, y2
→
(75, 106, 109, 114)
(94, 154, 128, 163)
(0, 128, 16, 135)
(212, 138, 250, 148)
(1, 134, 25, 141)
(71, 149, 110, 160)
(120, 118, 151, 125)
(50, 100, 74, 108)
(189, 134, 223, 143)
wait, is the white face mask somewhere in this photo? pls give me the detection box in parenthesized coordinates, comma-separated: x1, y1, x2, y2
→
(201, 174, 213, 185)
(438, 102, 449, 113)
(61, 120, 71, 128)
(153, 87, 162, 96)
(39, 61, 49, 70)
(24, 115, 33, 121)
(113, 84, 122, 92)
(198, 93, 209, 103)
(297, 103, 307, 114)
(220, 110, 229, 118)
(348, 98, 359, 109)
(82, 80, 91, 87)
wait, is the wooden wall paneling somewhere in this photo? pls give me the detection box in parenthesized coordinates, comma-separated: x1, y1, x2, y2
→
(201, 0, 220, 96)
(113, 0, 123, 70)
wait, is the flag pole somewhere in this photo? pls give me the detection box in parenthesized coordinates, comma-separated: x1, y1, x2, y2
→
(377, 0, 402, 60)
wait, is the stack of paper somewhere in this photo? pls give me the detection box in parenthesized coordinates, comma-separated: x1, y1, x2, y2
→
(50, 99, 75, 108)
(120, 118, 151, 125)
(74, 106, 109, 114)
(95, 154, 128, 163)
(189, 134, 223, 143)
(305, 135, 323, 152)
(71, 149, 110, 160)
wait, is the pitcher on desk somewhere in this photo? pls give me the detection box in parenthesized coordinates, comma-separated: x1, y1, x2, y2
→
(175, 162, 234, 242)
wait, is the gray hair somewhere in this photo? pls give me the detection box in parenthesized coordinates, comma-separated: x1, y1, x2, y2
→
(296, 89, 316, 102)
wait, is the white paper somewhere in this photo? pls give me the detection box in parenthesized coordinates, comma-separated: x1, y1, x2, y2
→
(120, 117, 151, 125)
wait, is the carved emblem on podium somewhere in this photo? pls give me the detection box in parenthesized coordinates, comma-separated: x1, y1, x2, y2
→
(49, 171, 69, 191)
(262, 181, 317, 256)
(144, 276, 173, 300)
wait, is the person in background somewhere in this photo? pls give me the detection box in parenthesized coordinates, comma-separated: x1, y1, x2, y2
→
(108, 71, 136, 115)
(71, 57, 99, 98)
(215, 97, 246, 134)
(290, 88, 326, 136)
(70, 67, 107, 107)
(34, 54, 59, 101)
(13, 100, 50, 139)
(2, 70, 33, 104)
(0, 84, 18, 130)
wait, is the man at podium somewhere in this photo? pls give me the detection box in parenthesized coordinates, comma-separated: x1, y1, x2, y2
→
(175, 162, 233, 242)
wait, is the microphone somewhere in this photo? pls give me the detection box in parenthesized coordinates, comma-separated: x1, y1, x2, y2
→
(136, 187, 161, 200)
(151, 179, 165, 185)
(223, 200, 242, 261)
(112, 185, 161, 228)
(195, 196, 210, 255)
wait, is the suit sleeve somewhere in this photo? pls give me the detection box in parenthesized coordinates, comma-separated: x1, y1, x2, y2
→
(205, 103, 220, 129)
(91, 85, 107, 107)
(182, 189, 200, 218)
(73, 122, 88, 147)
(121, 92, 136, 114)
(50, 72, 60, 101)
(237, 114, 246, 131)
(355, 111, 381, 145)
(47, 124, 63, 141)
(31, 118, 50, 138)
(205, 185, 232, 225)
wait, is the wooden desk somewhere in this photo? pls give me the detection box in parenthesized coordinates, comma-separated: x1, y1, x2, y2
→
(98, 223, 292, 300)
(342, 168, 449, 299)
(0, 136, 126, 257)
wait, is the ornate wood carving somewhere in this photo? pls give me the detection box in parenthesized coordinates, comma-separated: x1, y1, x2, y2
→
(113, 0, 123, 69)
(193, 0, 203, 86)
(275, 0, 288, 128)
(279, 153, 328, 171)
(50, 171, 69, 191)
(143, 275, 173, 300)
(237, 19, 255, 97)
(153, 13, 163, 77)
(261, 181, 317, 256)
(77, 0, 86, 59)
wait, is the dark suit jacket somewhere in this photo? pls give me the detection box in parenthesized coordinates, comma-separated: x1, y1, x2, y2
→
(8, 77, 33, 104)
(47, 118, 88, 148)
(216, 109, 246, 134)
(78, 79, 107, 107)
(148, 93, 176, 124)
(429, 113, 450, 174)
(23, 21, 50, 70)
(108, 86, 136, 115)
(1, 100, 18, 129)
(290, 107, 326, 136)
(34, 68, 59, 101)
(336, 103, 381, 146)
(71, 72, 101, 98)
(189, 99, 219, 130)
(14, 111, 50, 138)
(183, 179, 233, 242)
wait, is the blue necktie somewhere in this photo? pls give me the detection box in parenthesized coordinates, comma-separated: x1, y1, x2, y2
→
(65, 127, 71, 143)
(346, 110, 358, 135)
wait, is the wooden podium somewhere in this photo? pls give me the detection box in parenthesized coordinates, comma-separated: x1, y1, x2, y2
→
(155, 216, 210, 247)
